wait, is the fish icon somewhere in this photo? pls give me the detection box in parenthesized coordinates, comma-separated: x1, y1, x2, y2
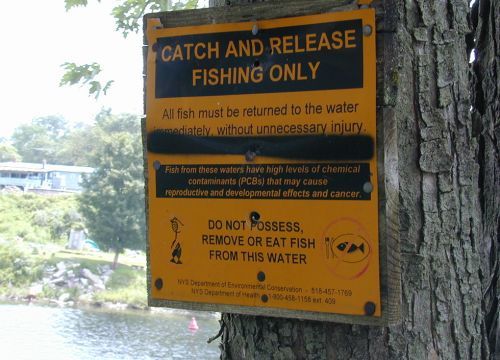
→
(337, 242, 365, 254)
(330, 234, 370, 263)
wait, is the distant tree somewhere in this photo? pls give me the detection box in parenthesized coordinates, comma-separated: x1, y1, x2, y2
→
(78, 112, 145, 268)
(11, 116, 69, 164)
(92, 109, 141, 135)
(8, 110, 140, 167)
(0, 141, 21, 162)
(56, 122, 97, 166)
(54, 109, 134, 167)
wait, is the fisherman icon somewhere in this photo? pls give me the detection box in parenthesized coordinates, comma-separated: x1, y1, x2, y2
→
(169, 217, 184, 264)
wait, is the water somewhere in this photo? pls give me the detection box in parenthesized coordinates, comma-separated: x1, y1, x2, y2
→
(0, 303, 220, 360)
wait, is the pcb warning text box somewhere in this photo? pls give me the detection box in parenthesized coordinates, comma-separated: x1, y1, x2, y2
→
(156, 163, 370, 200)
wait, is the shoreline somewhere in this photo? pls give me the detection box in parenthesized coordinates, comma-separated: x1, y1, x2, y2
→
(0, 294, 146, 312)
(0, 295, 221, 321)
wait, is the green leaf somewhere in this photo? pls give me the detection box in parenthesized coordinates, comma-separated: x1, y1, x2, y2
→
(59, 62, 102, 86)
(88, 81, 102, 99)
(111, 0, 197, 37)
(64, 0, 90, 11)
(102, 80, 114, 95)
(66, 1, 199, 38)
(59, 62, 113, 99)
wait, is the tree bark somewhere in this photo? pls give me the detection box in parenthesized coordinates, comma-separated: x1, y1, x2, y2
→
(207, 0, 498, 359)
(471, 0, 500, 357)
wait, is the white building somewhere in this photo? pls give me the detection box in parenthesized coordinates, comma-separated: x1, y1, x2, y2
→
(0, 162, 93, 193)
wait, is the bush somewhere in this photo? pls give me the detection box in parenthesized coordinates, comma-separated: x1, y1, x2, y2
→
(0, 194, 82, 244)
(0, 243, 44, 289)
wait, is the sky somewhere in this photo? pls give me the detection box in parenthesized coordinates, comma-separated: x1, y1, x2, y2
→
(0, 0, 207, 138)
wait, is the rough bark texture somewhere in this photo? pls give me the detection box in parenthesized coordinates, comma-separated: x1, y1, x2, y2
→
(207, 0, 497, 359)
(471, 0, 500, 357)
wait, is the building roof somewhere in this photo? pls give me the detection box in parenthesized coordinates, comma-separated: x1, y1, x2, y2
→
(0, 162, 94, 174)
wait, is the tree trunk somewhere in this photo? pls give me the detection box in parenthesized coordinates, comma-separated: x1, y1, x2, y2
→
(471, 0, 500, 356)
(207, 0, 498, 358)
(112, 248, 120, 270)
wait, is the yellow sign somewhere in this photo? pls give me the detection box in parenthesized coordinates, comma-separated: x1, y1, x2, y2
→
(145, 9, 379, 318)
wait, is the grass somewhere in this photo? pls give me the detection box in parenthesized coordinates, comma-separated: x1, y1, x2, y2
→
(55, 249, 145, 268)
(94, 266, 147, 307)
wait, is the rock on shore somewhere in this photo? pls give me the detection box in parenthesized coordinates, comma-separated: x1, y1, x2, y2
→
(28, 261, 114, 307)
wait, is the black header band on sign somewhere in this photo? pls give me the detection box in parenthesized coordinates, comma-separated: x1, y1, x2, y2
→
(147, 131, 374, 161)
(155, 19, 363, 98)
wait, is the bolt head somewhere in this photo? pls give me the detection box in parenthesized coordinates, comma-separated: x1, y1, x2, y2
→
(250, 211, 261, 223)
(154, 278, 163, 290)
(245, 150, 256, 162)
(363, 182, 373, 193)
(363, 25, 373, 36)
(364, 301, 376, 316)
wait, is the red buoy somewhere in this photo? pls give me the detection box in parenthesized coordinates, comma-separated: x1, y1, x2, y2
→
(188, 317, 199, 331)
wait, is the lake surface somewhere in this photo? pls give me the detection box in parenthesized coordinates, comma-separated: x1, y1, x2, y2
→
(0, 303, 220, 360)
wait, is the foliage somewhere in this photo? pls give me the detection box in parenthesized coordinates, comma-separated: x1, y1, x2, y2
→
(0, 242, 147, 307)
(11, 116, 70, 164)
(78, 112, 146, 258)
(61, 0, 198, 98)
(59, 62, 114, 99)
(92, 109, 141, 134)
(93, 265, 147, 306)
(64, 0, 91, 11)
(56, 122, 98, 166)
(0, 242, 44, 289)
(112, 0, 169, 37)
(0, 194, 81, 244)
(7, 110, 140, 167)
(64, 0, 198, 35)
(0, 141, 21, 162)
(4, 110, 146, 258)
